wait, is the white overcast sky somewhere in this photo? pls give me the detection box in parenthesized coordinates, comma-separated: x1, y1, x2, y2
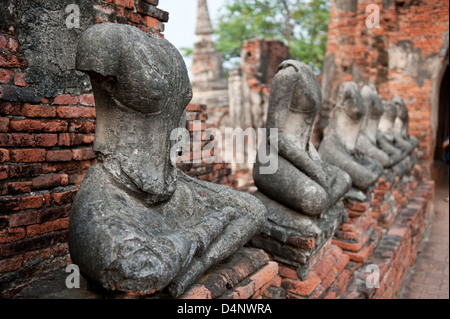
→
(160, 0, 227, 75)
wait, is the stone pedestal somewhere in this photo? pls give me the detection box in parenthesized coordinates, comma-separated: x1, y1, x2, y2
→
(250, 192, 348, 281)
(262, 242, 354, 299)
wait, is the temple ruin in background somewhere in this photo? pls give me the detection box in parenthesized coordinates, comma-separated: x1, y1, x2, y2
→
(190, 0, 229, 128)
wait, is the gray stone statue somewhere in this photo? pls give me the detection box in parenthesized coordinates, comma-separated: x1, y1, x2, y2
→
(251, 60, 352, 279)
(356, 85, 403, 168)
(378, 100, 416, 176)
(377, 100, 405, 159)
(319, 82, 383, 192)
(392, 95, 420, 152)
(68, 23, 266, 298)
(253, 60, 352, 217)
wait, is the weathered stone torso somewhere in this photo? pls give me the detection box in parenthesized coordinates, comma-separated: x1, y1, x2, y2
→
(69, 23, 266, 298)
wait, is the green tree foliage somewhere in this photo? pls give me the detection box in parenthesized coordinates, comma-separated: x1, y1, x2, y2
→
(214, 0, 330, 72)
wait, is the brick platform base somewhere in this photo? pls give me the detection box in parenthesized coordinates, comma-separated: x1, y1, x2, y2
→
(258, 168, 435, 299)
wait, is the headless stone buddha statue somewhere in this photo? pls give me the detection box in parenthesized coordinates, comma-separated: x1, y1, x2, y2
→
(378, 100, 415, 176)
(319, 82, 383, 192)
(392, 95, 420, 152)
(253, 60, 352, 217)
(356, 85, 403, 168)
(68, 23, 266, 298)
(251, 61, 352, 278)
(377, 100, 404, 159)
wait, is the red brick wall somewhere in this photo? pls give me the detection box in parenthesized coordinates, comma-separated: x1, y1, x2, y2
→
(178, 104, 237, 188)
(320, 0, 449, 165)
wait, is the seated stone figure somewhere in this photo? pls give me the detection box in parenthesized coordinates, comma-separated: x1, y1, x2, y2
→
(378, 100, 415, 176)
(251, 60, 352, 278)
(377, 100, 405, 159)
(356, 85, 403, 168)
(392, 95, 420, 152)
(68, 24, 266, 298)
(319, 82, 383, 192)
(253, 60, 352, 217)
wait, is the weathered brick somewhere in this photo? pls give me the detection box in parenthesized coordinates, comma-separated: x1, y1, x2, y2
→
(22, 104, 56, 118)
(69, 120, 96, 133)
(37, 205, 71, 223)
(14, 72, 27, 87)
(46, 150, 73, 162)
(0, 215, 8, 228)
(22, 248, 52, 267)
(0, 165, 8, 180)
(249, 261, 279, 292)
(1, 181, 32, 195)
(0, 68, 12, 84)
(181, 285, 212, 299)
(0, 148, 9, 162)
(34, 134, 58, 147)
(125, 11, 142, 24)
(0, 133, 58, 148)
(9, 211, 38, 228)
(0, 256, 23, 273)
(26, 218, 69, 238)
(31, 173, 68, 190)
(9, 149, 46, 163)
(0, 102, 21, 116)
(0, 227, 26, 244)
(281, 272, 322, 297)
(53, 94, 78, 105)
(51, 188, 78, 205)
(0, 36, 6, 48)
(8, 38, 19, 52)
(0, 194, 43, 213)
(0, 53, 27, 68)
(78, 94, 95, 106)
(313, 253, 337, 280)
(8, 163, 42, 178)
(58, 133, 95, 146)
(52, 243, 70, 258)
(68, 170, 89, 185)
(345, 201, 370, 213)
(113, 0, 135, 9)
(9, 119, 68, 133)
(0, 117, 9, 132)
(56, 106, 96, 119)
(143, 16, 163, 31)
(136, 0, 168, 22)
(279, 264, 299, 280)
